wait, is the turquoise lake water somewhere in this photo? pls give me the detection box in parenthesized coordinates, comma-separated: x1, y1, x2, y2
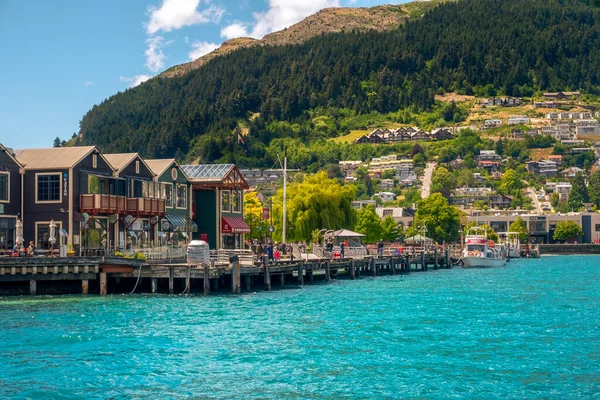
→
(0, 256, 599, 399)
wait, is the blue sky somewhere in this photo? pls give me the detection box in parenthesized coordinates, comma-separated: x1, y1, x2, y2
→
(0, 0, 412, 149)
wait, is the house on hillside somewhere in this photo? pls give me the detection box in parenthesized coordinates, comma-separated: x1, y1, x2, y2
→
(374, 192, 397, 203)
(430, 128, 454, 140)
(543, 91, 580, 100)
(508, 115, 530, 125)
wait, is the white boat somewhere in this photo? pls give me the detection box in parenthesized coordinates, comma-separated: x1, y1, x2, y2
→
(499, 231, 521, 258)
(462, 227, 507, 268)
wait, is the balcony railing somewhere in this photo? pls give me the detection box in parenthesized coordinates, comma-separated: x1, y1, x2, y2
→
(81, 194, 166, 217)
(126, 197, 166, 217)
(80, 194, 127, 214)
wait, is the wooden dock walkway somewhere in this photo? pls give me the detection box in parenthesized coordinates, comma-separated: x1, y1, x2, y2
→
(0, 248, 452, 296)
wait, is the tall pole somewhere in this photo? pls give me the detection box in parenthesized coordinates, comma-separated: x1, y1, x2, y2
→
(283, 156, 287, 244)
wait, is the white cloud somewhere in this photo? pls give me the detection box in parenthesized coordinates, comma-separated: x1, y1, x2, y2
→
(120, 75, 152, 88)
(188, 41, 219, 60)
(184, 36, 189, 44)
(220, 22, 250, 39)
(146, 0, 225, 35)
(84, 81, 94, 86)
(145, 36, 166, 72)
(248, 0, 340, 39)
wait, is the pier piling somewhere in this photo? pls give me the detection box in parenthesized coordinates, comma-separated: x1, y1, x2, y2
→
(263, 256, 271, 291)
(298, 263, 304, 285)
(350, 260, 355, 279)
(390, 256, 396, 275)
(168, 266, 174, 294)
(421, 253, 426, 271)
(325, 261, 331, 281)
(186, 266, 192, 294)
(245, 275, 252, 292)
(203, 265, 210, 295)
(29, 280, 36, 295)
(434, 248, 438, 269)
(100, 272, 107, 295)
(372, 257, 376, 276)
(82, 279, 88, 295)
(280, 273, 285, 287)
(151, 277, 157, 293)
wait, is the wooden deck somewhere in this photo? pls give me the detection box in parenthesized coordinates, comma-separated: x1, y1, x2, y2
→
(0, 249, 452, 296)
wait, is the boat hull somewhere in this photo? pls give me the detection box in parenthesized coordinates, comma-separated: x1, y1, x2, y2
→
(462, 256, 506, 268)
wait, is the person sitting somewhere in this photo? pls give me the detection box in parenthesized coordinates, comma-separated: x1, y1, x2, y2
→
(27, 241, 36, 257)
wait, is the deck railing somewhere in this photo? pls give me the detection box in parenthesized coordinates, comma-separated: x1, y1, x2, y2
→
(80, 194, 127, 214)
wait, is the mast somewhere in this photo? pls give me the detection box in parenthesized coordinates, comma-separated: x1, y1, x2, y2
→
(282, 155, 287, 244)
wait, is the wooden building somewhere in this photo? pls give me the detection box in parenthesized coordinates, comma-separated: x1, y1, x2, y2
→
(182, 164, 250, 250)
(145, 159, 196, 244)
(0, 144, 23, 252)
(15, 146, 116, 251)
(101, 153, 165, 250)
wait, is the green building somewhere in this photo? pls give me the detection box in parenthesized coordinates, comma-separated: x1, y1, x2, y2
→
(145, 159, 196, 244)
(181, 164, 249, 249)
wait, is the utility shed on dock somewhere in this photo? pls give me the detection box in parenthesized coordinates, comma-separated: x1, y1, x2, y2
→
(181, 164, 250, 250)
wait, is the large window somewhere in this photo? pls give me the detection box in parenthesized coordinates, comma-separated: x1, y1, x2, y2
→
(36, 221, 61, 249)
(177, 185, 187, 209)
(232, 191, 241, 213)
(164, 183, 173, 207)
(37, 174, 61, 202)
(0, 173, 8, 202)
(221, 190, 230, 212)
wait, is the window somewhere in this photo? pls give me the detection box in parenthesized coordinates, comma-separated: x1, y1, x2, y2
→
(171, 168, 178, 180)
(595, 224, 600, 232)
(37, 174, 61, 202)
(232, 191, 242, 212)
(176, 185, 187, 209)
(93, 154, 97, 168)
(383, 209, 393, 217)
(0, 173, 8, 202)
(135, 160, 140, 174)
(164, 183, 173, 207)
(221, 190, 230, 212)
(36, 221, 61, 249)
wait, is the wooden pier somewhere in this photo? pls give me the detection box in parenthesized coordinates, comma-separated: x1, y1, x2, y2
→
(0, 249, 452, 296)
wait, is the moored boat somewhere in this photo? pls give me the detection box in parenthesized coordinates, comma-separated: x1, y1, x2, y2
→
(462, 227, 507, 268)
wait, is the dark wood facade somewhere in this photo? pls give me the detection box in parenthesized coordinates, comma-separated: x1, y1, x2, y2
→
(0, 145, 22, 251)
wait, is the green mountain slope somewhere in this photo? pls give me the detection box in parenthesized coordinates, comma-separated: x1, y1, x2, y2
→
(78, 0, 600, 161)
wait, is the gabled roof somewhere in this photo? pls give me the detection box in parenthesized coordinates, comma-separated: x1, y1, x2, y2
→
(333, 229, 365, 238)
(104, 153, 154, 176)
(145, 159, 177, 178)
(0, 143, 23, 168)
(15, 146, 98, 170)
(181, 164, 249, 189)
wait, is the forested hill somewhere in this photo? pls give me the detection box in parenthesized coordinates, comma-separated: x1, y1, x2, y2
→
(78, 0, 600, 161)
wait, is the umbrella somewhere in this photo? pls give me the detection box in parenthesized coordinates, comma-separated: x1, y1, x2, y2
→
(16, 219, 23, 246)
(49, 220, 56, 246)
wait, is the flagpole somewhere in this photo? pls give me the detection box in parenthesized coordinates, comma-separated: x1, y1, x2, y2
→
(282, 155, 287, 244)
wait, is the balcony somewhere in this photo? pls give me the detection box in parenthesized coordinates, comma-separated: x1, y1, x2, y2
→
(126, 198, 166, 217)
(81, 194, 166, 217)
(80, 194, 127, 215)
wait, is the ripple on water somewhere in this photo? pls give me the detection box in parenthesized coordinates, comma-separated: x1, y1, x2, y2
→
(0, 257, 599, 399)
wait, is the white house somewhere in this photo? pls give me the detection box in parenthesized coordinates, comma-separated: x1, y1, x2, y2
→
(374, 192, 397, 203)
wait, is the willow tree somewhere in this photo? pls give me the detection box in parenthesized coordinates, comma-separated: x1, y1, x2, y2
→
(413, 193, 461, 243)
(271, 171, 356, 242)
(244, 192, 268, 241)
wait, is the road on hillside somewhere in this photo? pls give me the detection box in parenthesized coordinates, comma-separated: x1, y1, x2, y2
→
(421, 162, 436, 199)
(526, 187, 543, 213)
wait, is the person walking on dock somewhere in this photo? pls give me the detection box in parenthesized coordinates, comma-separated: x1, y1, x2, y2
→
(377, 239, 384, 257)
(340, 241, 345, 259)
(267, 243, 274, 263)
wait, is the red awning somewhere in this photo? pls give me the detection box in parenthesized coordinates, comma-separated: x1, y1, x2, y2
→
(222, 216, 251, 234)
